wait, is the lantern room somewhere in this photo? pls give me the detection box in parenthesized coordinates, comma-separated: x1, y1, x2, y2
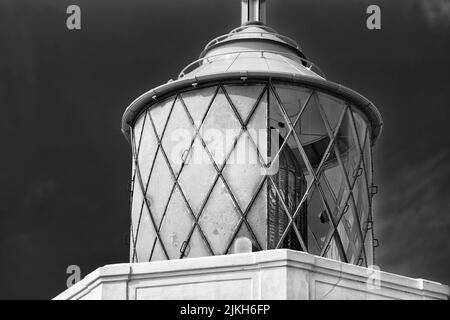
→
(122, 0, 382, 268)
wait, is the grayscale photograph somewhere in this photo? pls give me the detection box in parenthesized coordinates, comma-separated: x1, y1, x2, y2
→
(0, 0, 449, 304)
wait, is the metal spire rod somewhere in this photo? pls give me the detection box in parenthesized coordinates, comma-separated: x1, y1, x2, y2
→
(241, 0, 266, 25)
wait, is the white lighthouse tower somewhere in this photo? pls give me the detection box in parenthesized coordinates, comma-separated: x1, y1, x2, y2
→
(55, 1, 449, 300)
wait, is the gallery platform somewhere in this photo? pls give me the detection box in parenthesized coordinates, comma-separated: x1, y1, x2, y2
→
(54, 249, 449, 300)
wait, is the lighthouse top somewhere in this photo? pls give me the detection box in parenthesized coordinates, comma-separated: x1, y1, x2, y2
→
(121, 0, 382, 145)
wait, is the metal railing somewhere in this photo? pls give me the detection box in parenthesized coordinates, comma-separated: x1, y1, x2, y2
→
(204, 28, 301, 52)
(178, 49, 326, 79)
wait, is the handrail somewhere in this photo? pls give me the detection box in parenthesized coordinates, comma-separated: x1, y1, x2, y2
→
(178, 50, 326, 79)
(203, 31, 301, 52)
(229, 24, 278, 35)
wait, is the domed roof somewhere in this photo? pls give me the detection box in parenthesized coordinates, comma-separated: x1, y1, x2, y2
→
(200, 23, 305, 60)
(178, 23, 324, 80)
(121, 2, 383, 146)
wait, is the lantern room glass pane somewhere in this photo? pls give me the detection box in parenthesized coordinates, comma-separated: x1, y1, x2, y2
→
(224, 84, 266, 123)
(272, 84, 318, 146)
(324, 237, 343, 261)
(149, 96, 175, 139)
(295, 94, 327, 146)
(323, 164, 350, 217)
(146, 150, 175, 227)
(307, 227, 321, 255)
(335, 109, 362, 187)
(247, 90, 269, 165)
(306, 185, 332, 253)
(363, 130, 373, 188)
(181, 86, 217, 125)
(340, 204, 358, 263)
(272, 84, 313, 129)
(200, 89, 241, 167)
(246, 180, 268, 250)
(199, 178, 241, 255)
(159, 186, 194, 259)
(223, 132, 264, 212)
(269, 89, 289, 142)
(267, 156, 307, 250)
(184, 227, 210, 258)
(318, 173, 339, 219)
(133, 110, 146, 151)
(353, 170, 370, 230)
(266, 125, 309, 249)
(352, 111, 368, 149)
(150, 239, 167, 262)
(131, 171, 144, 239)
(177, 136, 217, 215)
(317, 92, 346, 133)
(161, 98, 195, 176)
(131, 175, 145, 262)
(134, 205, 156, 262)
(137, 112, 159, 184)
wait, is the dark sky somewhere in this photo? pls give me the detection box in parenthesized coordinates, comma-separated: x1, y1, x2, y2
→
(0, 0, 449, 299)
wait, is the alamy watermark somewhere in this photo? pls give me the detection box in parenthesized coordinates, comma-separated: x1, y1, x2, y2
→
(66, 265, 81, 288)
(66, 5, 81, 30)
(367, 5, 381, 30)
(65, 5, 381, 31)
(167, 128, 281, 176)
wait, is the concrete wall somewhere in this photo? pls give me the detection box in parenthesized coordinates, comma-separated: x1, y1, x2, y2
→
(54, 249, 449, 300)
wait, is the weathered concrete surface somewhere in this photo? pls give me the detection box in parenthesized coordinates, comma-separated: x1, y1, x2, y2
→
(54, 250, 449, 300)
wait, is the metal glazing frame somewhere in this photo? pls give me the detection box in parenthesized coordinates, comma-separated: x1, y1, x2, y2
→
(129, 80, 375, 266)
